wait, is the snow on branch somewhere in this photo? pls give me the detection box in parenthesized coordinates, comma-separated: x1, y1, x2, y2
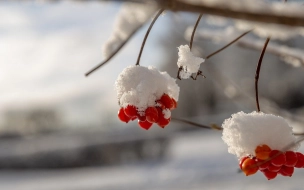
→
(188, 27, 304, 67)
(159, 0, 304, 27)
(102, 2, 157, 58)
(34, 0, 304, 27)
(238, 38, 304, 67)
(85, 1, 157, 76)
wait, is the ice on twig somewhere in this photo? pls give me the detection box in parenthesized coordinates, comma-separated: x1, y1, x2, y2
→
(115, 65, 179, 114)
(222, 111, 299, 159)
(177, 45, 205, 79)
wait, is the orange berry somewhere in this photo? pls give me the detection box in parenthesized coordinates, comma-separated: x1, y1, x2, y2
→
(255, 144, 271, 160)
(240, 157, 259, 176)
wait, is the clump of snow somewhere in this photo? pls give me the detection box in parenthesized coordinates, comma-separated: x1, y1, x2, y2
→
(162, 109, 171, 119)
(222, 111, 300, 159)
(102, 2, 157, 58)
(281, 56, 301, 68)
(177, 45, 205, 79)
(115, 65, 179, 114)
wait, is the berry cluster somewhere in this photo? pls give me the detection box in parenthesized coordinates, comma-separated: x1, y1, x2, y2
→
(118, 94, 177, 130)
(239, 144, 304, 180)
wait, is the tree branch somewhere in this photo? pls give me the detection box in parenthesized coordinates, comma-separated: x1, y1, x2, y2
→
(159, 0, 304, 27)
(238, 38, 304, 67)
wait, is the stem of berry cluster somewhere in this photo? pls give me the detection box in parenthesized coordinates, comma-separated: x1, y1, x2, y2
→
(255, 37, 270, 112)
(171, 117, 222, 130)
(85, 29, 138, 77)
(189, 13, 203, 50)
(136, 9, 164, 66)
(205, 29, 252, 60)
(177, 13, 203, 80)
(178, 29, 252, 80)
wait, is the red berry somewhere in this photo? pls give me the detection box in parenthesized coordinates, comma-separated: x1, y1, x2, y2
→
(240, 157, 259, 176)
(270, 150, 286, 166)
(284, 151, 298, 167)
(160, 94, 174, 109)
(118, 107, 130, 123)
(156, 100, 166, 110)
(156, 109, 170, 128)
(145, 107, 159, 123)
(295, 152, 304, 168)
(138, 120, 153, 130)
(278, 165, 294, 177)
(255, 144, 271, 160)
(124, 105, 137, 118)
(154, 107, 170, 128)
(157, 117, 171, 128)
(171, 98, 177, 109)
(261, 169, 277, 180)
(136, 113, 146, 122)
(257, 159, 270, 171)
(267, 163, 281, 172)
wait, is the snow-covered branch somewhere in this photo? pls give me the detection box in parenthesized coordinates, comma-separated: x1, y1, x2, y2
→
(188, 27, 304, 67)
(238, 38, 304, 67)
(159, 0, 304, 27)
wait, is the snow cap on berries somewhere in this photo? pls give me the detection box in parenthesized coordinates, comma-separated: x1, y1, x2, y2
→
(177, 45, 205, 79)
(222, 111, 300, 159)
(115, 65, 179, 114)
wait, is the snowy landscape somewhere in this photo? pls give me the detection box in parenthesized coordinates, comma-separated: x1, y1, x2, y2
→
(1, 131, 304, 190)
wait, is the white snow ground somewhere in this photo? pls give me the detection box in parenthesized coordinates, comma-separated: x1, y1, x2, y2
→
(1, 131, 304, 190)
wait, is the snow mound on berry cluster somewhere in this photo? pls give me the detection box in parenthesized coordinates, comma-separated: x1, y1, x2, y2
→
(222, 111, 300, 159)
(115, 65, 179, 113)
(177, 45, 205, 79)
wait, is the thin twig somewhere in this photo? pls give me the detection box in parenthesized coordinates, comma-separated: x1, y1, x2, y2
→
(171, 117, 222, 130)
(205, 29, 252, 59)
(136, 9, 164, 66)
(85, 30, 138, 77)
(191, 70, 206, 80)
(177, 67, 182, 80)
(255, 37, 270, 112)
(293, 132, 304, 136)
(189, 13, 203, 50)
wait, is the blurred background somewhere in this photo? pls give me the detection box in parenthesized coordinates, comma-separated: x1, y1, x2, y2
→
(1, 0, 304, 189)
